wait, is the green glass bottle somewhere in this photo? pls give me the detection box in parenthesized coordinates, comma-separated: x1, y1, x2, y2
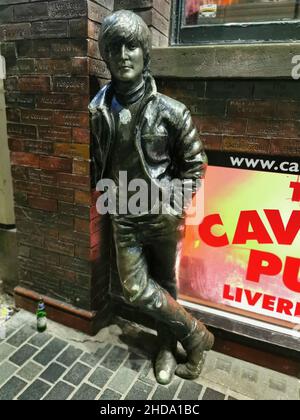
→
(36, 300, 47, 333)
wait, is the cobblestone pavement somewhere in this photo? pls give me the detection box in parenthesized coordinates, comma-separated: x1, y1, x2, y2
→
(0, 310, 299, 400)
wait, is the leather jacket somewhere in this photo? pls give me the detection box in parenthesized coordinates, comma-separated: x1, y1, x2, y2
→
(89, 75, 207, 194)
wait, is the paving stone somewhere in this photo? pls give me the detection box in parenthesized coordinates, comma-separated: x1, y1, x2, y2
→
(63, 362, 91, 386)
(0, 376, 27, 400)
(17, 361, 43, 382)
(178, 381, 203, 400)
(29, 333, 52, 348)
(7, 325, 36, 347)
(9, 344, 38, 366)
(268, 378, 287, 393)
(139, 361, 156, 386)
(80, 344, 111, 367)
(0, 326, 16, 342)
(40, 363, 67, 384)
(124, 353, 147, 372)
(88, 366, 113, 389)
(71, 383, 100, 400)
(101, 346, 128, 371)
(108, 367, 137, 394)
(44, 381, 75, 400)
(125, 379, 153, 400)
(215, 358, 232, 374)
(202, 387, 226, 400)
(0, 362, 18, 386)
(152, 378, 182, 400)
(18, 379, 51, 401)
(57, 346, 83, 367)
(0, 343, 16, 362)
(99, 388, 122, 400)
(241, 368, 259, 383)
(33, 338, 68, 366)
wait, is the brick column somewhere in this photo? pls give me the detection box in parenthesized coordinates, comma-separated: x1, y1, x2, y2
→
(114, 0, 171, 47)
(1, 0, 114, 335)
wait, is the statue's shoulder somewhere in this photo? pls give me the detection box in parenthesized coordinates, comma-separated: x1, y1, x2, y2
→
(88, 83, 112, 114)
(156, 92, 188, 115)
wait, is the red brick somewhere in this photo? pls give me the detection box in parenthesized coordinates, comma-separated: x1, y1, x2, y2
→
(275, 101, 300, 120)
(31, 20, 69, 39)
(71, 57, 88, 74)
(75, 217, 90, 233)
(4, 77, 18, 92)
(41, 185, 74, 203)
(223, 136, 271, 154)
(38, 126, 72, 142)
(0, 23, 31, 42)
(21, 109, 54, 125)
(36, 94, 72, 110)
(53, 111, 89, 128)
(35, 58, 72, 74)
(6, 108, 21, 123)
(58, 173, 90, 191)
(24, 140, 54, 155)
(88, 19, 100, 40)
(19, 76, 50, 93)
(54, 143, 90, 159)
(11, 166, 28, 181)
(72, 128, 90, 144)
(7, 123, 37, 139)
(40, 156, 73, 172)
(14, 180, 41, 195)
(11, 152, 40, 168)
(201, 135, 223, 151)
(8, 138, 24, 152)
(88, 39, 101, 59)
(44, 238, 75, 257)
(73, 160, 90, 176)
(247, 119, 300, 138)
(270, 139, 300, 156)
(75, 245, 91, 260)
(52, 77, 89, 94)
(228, 100, 276, 119)
(69, 18, 87, 38)
(194, 116, 247, 136)
(87, 1, 111, 23)
(40, 170, 58, 185)
(14, 3, 49, 22)
(74, 190, 92, 206)
(28, 196, 58, 212)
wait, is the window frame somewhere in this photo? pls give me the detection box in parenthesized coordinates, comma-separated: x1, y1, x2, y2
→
(172, 0, 300, 45)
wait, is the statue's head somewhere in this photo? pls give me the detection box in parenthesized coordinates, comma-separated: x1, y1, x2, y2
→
(99, 10, 151, 83)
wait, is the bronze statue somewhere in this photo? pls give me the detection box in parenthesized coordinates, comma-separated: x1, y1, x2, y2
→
(89, 10, 214, 385)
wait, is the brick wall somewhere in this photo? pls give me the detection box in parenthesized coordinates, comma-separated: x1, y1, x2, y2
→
(156, 78, 300, 157)
(114, 0, 171, 47)
(1, 0, 114, 334)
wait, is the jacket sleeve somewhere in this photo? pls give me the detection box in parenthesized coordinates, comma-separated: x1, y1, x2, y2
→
(90, 111, 103, 187)
(174, 106, 207, 187)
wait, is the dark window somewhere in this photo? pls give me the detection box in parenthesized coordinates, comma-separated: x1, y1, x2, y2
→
(172, 0, 300, 44)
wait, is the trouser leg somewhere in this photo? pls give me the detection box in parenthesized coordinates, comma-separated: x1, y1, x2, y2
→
(144, 239, 179, 384)
(112, 216, 214, 380)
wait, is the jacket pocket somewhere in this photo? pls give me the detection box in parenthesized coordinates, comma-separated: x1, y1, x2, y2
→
(141, 134, 169, 163)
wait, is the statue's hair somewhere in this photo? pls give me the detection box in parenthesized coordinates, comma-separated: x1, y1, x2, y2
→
(99, 10, 151, 73)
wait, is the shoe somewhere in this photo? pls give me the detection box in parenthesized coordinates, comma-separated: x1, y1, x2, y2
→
(155, 348, 177, 385)
(176, 320, 214, 380)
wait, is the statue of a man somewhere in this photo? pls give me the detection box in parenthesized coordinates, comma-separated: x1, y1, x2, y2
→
(89, 10, 214, 385)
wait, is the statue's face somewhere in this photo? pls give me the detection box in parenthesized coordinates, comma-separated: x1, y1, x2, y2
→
(107, 40, 144, 83)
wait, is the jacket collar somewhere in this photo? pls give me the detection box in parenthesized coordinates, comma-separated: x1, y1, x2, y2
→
(88, 74, 157, 115)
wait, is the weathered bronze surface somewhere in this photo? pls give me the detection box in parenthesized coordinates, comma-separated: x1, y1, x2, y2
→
(89, 10, 214, 384)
